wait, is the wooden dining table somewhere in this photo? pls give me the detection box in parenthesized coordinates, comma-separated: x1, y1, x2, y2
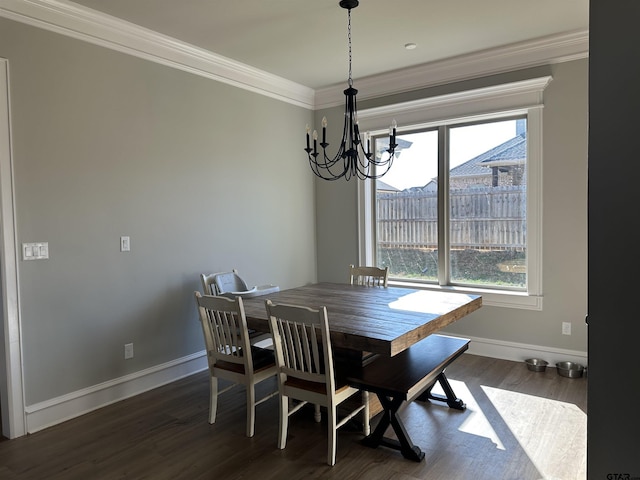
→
(241, 281, 482, 429)
(241, 282, 482, 357)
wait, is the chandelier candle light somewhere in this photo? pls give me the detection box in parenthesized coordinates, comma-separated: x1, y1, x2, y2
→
(304, 0, 398, 181)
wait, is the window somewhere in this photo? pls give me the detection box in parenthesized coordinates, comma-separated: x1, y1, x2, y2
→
(357, 77, 550, 309)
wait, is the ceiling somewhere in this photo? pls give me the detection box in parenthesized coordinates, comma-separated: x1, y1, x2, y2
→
(67, 0, 589, 91)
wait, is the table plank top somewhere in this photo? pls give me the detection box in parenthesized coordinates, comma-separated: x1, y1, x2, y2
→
(240, 282, 482, 357)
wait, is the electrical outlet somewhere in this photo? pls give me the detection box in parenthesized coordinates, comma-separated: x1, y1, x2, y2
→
(120, 236, 130, 252)
(562, 322, 572, 335)
(124, 343, 134, 359)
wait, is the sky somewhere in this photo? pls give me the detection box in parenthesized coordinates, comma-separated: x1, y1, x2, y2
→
(380, 120, 517, 190)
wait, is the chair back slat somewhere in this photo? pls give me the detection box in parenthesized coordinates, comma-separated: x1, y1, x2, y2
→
(278, 321, 320, 374)
(214, 310, 241, 356)
(266, 301, 332, 388)
(196, 293, 250, 367)
(349, 264, 389, 287)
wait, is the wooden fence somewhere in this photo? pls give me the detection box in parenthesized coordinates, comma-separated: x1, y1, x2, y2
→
(377, 185, 526, 251)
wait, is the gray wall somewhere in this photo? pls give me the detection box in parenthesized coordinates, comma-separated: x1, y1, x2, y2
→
(0, 17, 316, 406)
(315, 61, 589, 354)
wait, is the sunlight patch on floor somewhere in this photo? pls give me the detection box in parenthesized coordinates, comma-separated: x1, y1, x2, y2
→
(430, 379, 506, 450)
(429, 379, 586, 479)
(482, 385, 587, 480)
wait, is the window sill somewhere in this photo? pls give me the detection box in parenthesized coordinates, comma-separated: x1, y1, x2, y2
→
(387, 280, 543, 311)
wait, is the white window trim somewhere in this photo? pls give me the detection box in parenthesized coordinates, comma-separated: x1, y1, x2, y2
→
(357, 77, 551, 310)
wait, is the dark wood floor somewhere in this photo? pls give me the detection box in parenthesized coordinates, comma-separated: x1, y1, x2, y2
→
(0, 354, 587, 480)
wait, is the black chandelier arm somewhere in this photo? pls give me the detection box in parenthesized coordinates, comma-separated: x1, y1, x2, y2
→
(305, 138, 394, 181)
(304, 116, 397, 181)
(305, 135, 350, 180)
(306, 155, 349, 181)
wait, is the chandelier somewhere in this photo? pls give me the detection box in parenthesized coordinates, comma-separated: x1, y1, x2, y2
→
(304, 0, 398, 181)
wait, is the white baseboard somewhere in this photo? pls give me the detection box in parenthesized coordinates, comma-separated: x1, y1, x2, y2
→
(441, 331, 588, 367)
(23, 335, 587, 434)
(25, 351, 208, 434)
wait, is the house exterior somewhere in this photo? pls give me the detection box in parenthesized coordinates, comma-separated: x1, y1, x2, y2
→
(450, 133, 526, 189)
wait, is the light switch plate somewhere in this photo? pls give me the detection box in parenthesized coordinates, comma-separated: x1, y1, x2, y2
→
(22, 242, 49, 260)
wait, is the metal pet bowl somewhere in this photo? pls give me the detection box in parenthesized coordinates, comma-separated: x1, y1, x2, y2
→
(556, 361, 584, 378)
(525, 358, 548, 372)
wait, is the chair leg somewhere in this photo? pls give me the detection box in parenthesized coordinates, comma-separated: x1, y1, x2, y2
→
(314, 404, 321, 423)
(327, 404, 337, 466)
(209, 375, 218, 424)
(246, 384, 256, 437)
(363, 391, 370, 436)
(278, 394, 289, 450)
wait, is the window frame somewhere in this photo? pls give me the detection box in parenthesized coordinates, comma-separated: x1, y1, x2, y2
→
(356, 77, 551, 310)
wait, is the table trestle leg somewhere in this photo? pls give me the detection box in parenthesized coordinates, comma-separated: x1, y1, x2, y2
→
(417, 372, 466, 410)
(361, 394, 425, 462)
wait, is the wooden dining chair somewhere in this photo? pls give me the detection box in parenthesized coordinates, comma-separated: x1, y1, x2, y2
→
(265, 299, 370, 466)
(200, 272, 273, 349)
(349, 264, 389, 363)
(194, 291, 278, 437)
(349, 264, 389, 287)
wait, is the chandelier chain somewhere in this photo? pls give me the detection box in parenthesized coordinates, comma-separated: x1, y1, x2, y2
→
(348, 8, 353, 87)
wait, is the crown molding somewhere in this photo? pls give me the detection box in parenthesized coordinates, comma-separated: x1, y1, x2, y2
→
(315, 30, 589, 109)
(0, 0, 316, 109)
(1, 0, 588, 112)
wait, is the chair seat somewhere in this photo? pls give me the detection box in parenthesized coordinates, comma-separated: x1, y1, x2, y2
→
(214, 347, 275, 374)
(284, 376, 355, 395)
(284, 377, 327, 394)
